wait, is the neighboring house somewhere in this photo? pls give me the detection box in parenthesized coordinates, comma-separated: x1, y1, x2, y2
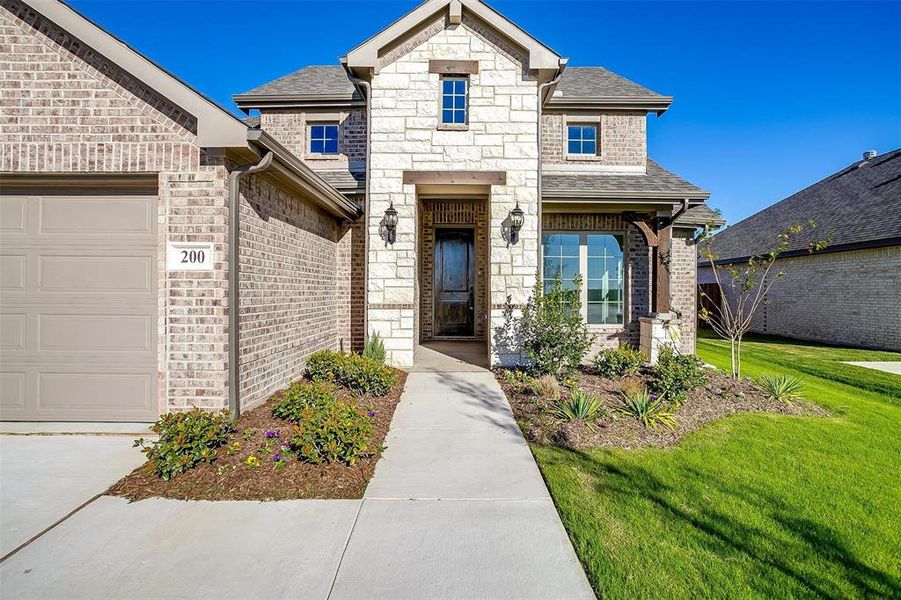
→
(698, 149, 901, 351)
(0, 0, 717, 422)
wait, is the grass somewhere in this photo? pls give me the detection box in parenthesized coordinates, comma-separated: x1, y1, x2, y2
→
(532, 332, 901, 599)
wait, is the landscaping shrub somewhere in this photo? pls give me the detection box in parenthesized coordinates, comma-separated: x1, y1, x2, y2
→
(518, 274, 593, 378)
(529, 374, 561, 401)
(758, 375, 804, 403)
(618, 385, 676, 430)
(594, 344, 645, 378)
(649, 346, 708, 403)
(305, 350, 396, 397)
(285, 398, 374, 465)
(554, 389, 608, 427)
(272, 381, 336, 422)
(362, 332, 386, 364)
(503, 369, 534, 392)
(135, 409, 234, 480)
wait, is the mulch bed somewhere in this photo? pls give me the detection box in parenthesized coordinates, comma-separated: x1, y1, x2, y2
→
(496, 367, 827, 450)
(108, 369, 407, 502)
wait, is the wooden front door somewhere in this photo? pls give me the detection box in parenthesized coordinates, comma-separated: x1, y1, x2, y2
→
(434, 228, 475, 337)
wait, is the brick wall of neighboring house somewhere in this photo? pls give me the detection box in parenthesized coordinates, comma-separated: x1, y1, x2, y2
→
(260, 108, 367, 171)
(698, 246, 901, 351)
(541, 112, 646, 168)
(419, 199, 490, 341)
(367, 12, 541, 366)
(237, 175, 346, 411)
(541, 213, 652, 358)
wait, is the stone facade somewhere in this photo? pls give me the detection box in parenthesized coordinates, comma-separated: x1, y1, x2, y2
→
(698, 246, 901, 351)
(541, 112, 646, 168)
(1, 2, 354, 416)
(365, 13, 540, 366)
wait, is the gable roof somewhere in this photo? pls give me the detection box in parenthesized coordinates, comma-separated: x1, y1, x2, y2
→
(344, 0, 562, 75)
(234, 66, 362, 109)
(704, 149, 901, 261)
(542, 160, 709, 201)
(548, 67, 672, 113)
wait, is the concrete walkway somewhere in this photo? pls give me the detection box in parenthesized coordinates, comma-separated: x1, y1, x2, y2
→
(843, 361, 901, 375)
(328, 342, 594, 599)
(1, 343, 594, 599)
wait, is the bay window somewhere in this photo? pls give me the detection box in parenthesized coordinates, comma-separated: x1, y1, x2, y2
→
(542, 232, 624, 325)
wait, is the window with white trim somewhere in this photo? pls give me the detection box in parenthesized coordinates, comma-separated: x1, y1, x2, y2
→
(441, 76, 467, 125)
(542, 232, 624, 325)
(567, 124, 597, 155)
(309, 123, 339, 155)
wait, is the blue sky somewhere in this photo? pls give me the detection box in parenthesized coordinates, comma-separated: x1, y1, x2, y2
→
(70, 0, 900, 226)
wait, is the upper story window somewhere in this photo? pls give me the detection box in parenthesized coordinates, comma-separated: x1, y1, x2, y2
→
(542, 232, 624, 325)
(309, 123, 339, 155)
(567, 124, 597, 155)
(441, 77, 468, 125)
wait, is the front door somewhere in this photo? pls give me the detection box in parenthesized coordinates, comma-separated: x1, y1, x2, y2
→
(434, 228, 475, 337)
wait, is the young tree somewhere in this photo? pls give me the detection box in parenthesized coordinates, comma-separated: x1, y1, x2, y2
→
(699, 221, 830, 379)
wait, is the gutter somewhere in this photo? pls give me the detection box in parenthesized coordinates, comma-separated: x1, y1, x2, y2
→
(227, 151, 274, 418)
(341, 59, 373, 348)
(546, 96, 673, 115)
(536, 59, 568, 281)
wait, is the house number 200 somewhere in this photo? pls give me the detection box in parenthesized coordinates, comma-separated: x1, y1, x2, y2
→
(181, 249, 205, 264)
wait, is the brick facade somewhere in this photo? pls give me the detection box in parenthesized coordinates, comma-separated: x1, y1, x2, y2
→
(698, 246, 901, 351)
(260, 108, 367, 171)
(541, 112, 646, 168)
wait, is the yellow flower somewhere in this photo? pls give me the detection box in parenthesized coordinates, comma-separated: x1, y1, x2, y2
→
(245, 455, 259, 468)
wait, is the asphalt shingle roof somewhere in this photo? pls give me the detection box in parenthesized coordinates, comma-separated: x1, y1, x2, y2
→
(554, 66, 665, 99)
(542, 160, 709, 200)
(235, 66, 359, 100)
(676, 204, 725, 228)
(705, 149, 901, 260)
(317, 170, 366, 193)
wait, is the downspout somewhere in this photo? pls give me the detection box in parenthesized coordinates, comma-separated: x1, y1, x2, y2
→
(342, 61, 372, 348)
(536, 60, 567, 282)
(227, 151, 274, 418)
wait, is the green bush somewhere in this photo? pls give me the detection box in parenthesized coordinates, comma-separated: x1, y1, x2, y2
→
(305, 350, 396, 397)
(272, 381, 336, 422)
(518, 274, 593, 378)
(554, 389, 608, 427)
(618, 385, 676, 430)
(362, 332, 387, 364)
(286, 398, 374, 465)
(135, 409, 234, 481)
(649, 346, 708, 403)
(594, 344, 645, 378)
(758, 375, 804, 403)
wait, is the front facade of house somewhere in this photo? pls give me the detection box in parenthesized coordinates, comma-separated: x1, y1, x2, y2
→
(0, 0, 715, 422)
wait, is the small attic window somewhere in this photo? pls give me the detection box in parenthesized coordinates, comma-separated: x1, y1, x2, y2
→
(567, 125, 597, 155)
(309, 123, 339, 155)
(441, 77, 468, 126)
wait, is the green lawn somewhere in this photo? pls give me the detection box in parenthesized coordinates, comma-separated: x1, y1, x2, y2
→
(533, 333, 901, 599)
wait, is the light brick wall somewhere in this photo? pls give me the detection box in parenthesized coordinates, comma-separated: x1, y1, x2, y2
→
(699, 246, 901, 351)
(237, 175, 345, 411)
(670, 228, 698, 354)
(366, 13, 540, 366)
(541, 112, 646, 168)
(260, 108, 366, 170)
(336, 219, 366, 352)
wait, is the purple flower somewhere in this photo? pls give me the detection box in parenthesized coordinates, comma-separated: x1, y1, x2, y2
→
(367, 411, 376, 417)
(272, 452, 281, 462)
(265, 430, 279, 439)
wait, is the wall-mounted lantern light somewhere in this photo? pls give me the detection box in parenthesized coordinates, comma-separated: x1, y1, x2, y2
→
(383, 201, 399, 244)
(508, 201, 525, 244)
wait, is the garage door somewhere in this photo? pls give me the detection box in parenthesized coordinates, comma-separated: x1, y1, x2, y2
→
(0, 187, 159, 421)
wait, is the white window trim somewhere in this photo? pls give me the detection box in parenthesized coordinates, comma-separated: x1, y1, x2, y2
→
(542, 230, 627, 328)
(306, 122, 340, 157)
(438, 75, 469, 130)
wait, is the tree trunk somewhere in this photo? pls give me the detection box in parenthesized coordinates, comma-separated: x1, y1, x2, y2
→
(736, 335, 743, 379)
(729, 338, 737, 379)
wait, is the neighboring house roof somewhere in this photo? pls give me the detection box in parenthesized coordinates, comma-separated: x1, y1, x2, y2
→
(234, 66, 362, 108)
(547, 67, 672, 113)
(702, 148, 901, 262)
(542, 160, 709, 201)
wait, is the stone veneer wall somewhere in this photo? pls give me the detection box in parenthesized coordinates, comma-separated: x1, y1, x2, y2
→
(419, 199, 490, 341)
(1, 2, 354, 414)
(366, 13, 540, 366)
(699, 245, 901, 351)
(541, 112, 646, 167)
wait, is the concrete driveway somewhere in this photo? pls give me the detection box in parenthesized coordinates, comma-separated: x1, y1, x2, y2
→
(0, 434, 146, 558)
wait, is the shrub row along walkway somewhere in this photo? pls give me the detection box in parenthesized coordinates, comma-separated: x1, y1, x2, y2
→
(0, 342, 593, 600)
